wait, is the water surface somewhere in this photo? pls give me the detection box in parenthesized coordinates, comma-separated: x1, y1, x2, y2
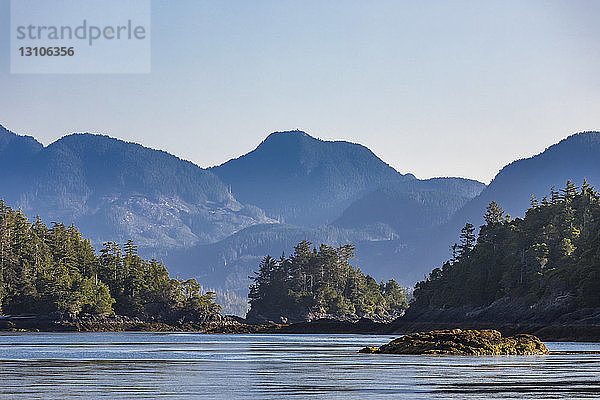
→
(0, 332, 598, 399)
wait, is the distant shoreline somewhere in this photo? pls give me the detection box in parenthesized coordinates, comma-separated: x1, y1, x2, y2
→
(2, 315, 600, 342)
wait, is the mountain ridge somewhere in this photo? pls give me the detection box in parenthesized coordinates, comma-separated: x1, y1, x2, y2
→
(211, 129, 418, 225)
(1, 123, 487, 293)
(0, 125, 276, 250)
(411, 130, 600, 291)
(451, 130, 600, 229)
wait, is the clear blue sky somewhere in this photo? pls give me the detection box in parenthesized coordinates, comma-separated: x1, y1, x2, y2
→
(1, 0, 599, 183)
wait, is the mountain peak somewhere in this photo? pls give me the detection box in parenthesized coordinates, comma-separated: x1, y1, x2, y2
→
(452, 129, 600, 234)
(0, 123, 43, 155)
(265, 129, 312, 139)
(0, 123, 27, 139)
(259, 129, 317, 148)
(212, 129, 413, 225)
(549, 130, 600, 152)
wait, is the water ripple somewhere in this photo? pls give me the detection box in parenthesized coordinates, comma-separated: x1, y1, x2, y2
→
(0, 333, 598, 399)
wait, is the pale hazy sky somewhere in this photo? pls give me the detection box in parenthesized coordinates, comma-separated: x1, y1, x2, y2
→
(1, 0, 599, 183)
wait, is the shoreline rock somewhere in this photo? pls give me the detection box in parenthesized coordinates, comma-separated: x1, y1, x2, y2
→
(2, 313, 600, 342)
(0, 313, 275, 333)
(360, 329, 549, 355)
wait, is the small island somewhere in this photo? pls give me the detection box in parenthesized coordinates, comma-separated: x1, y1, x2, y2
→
(360, 329, 549, 355)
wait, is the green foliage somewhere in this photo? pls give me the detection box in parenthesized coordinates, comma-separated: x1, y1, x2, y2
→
(247, 240, 408, 321)
(214, 290, 249, 317)
(413, 181, 600, 309)
(0, 199, 220, 318)
(484, 201, 507, 225)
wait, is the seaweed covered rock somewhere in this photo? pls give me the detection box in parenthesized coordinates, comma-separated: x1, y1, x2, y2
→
(359, 329, 549, 355)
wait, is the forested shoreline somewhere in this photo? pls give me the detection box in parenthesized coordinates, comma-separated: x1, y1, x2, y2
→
(0, 199, 220, 323)
(409, 180, 600, 322)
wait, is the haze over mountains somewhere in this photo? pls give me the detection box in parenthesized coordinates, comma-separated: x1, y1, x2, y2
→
(2, 123, 599, 294)
(211, 130, 416, 226)
(451, 131, 600, 228)
(0, 125, 274, 250)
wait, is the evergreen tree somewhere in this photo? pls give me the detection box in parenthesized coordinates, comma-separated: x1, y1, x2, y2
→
(247, 240, 408, 321)
(484, 201, 506, 225)
(457, 223, 476, 260)
(412, 180, 600, 310)
(0, 199, 220, 319)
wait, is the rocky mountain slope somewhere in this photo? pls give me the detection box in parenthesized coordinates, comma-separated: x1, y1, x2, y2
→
(0, 127, 275, 250)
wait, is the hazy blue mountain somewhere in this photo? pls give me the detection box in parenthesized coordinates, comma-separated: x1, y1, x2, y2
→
(164, 178, 485, 294)
(164, 222, 399, 293)
(0, 127, 275, 250)
(165, 219, 443, 294)
(0, 125, 43, 162)
(333, 178, 485, 236)
(408, 131, 600, 289)
(452, 131, 600, 229)
(356, 131, 600, 287)
(0, 125, 43, 195)
(211, 130, 416, 226)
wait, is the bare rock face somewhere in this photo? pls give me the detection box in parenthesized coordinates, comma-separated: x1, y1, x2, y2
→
(360, 329, 549, 355)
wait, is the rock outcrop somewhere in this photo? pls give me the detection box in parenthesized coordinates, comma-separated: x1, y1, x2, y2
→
(0, 313, 258, 333)
(360, 329, 549, 355)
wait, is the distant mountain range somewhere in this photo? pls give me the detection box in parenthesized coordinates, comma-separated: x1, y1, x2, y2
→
(211, 130, 416, 226)
(2, 123, 598, 294)
(333, 178, 484, 235)
(414, 130, 600, 287)
(451, 131, 600, 228)
(0, 125, 274, 250)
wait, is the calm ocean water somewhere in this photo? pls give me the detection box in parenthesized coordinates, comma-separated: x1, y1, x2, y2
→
(0, 332, 598, 399)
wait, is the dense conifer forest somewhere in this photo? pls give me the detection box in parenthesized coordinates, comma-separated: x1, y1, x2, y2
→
(0, 199, 220, 318)
(412, 180, 600, 310)
(247, 240, 408, 322)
